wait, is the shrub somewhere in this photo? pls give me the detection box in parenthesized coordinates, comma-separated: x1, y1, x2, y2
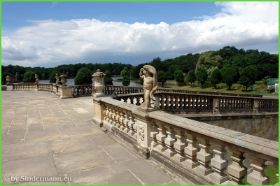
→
(74, 67, 92, 85)
(23, 71, 36, 82)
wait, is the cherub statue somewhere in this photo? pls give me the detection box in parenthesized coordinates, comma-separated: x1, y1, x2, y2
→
(139, 65, 158, 109)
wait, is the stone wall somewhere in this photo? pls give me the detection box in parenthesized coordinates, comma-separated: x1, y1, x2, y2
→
(93, 96, 278, 185)
(205, 116, 278, 141)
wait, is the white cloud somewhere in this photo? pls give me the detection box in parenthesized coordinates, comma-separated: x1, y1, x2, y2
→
(2, 2, 278, 67)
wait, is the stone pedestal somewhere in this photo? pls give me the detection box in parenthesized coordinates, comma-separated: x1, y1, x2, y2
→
(133, 108, 153, 158)
(60, 86, 73, 99)
(92, 98, 103, 127)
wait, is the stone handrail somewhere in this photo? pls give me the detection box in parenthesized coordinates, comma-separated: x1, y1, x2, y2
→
(115, 92, 278, 113)
(94, 96, 278, 184)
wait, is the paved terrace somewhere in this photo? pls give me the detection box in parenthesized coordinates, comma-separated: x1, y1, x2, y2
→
(2, 91, 193, 184)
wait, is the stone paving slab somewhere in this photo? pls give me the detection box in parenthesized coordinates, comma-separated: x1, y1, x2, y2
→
(2, 91, 192, 184)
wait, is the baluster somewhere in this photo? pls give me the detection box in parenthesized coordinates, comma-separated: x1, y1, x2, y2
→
(122, 111, 129, 133)
(173, 128, 186, 163)
(128, 115, 136, 138)
(164, 126, 176, 157)
(119, 111, 125, 130)
(150, 122, 159, 148)
(111, 108, 116, 126)
(131, 117, 137, 138)
(246, 154, 268, 184)
(196, 137, 212, 175)
(184, 131, 199, 168)
(227, 148, 246, 184)
(209, 141, 228, 183)
(115, 109, 121, 128)
(155, 122, 167, 152)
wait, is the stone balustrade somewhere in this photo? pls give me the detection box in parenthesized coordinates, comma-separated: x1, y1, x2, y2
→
(114, 93, 144, 106)
(104, 85, 263, 97)
(104, 85, 143, 95)
(37, 83, 53, 91)
(13, 83, 37, 90)
(72, 85, 92, 97)
(115, 92, 278, 113)
(94, 96, 278, 185)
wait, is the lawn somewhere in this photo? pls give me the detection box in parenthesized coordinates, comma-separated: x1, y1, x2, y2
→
(163, 80, 277, 96)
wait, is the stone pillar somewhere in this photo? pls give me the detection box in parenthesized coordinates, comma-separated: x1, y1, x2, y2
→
(133, 108, 153, 158)
(92, 97, 104, 127)
(253, 99, 259, 113)
(92, 69, 105, 97)
(60, 86, 73, 99)
(212, 98, 219, 113)
(92, 69, 106, 127)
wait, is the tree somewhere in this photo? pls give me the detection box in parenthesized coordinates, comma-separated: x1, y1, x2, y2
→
(121, 67, 130, 86)
(174, 70, 185, 86)
(49, 70, 59, 83)
(239, 66, 257, 91)
(210, 68, 222, 88)
(186, 70, 196, 86)
(23, 71, 36, 82)
(195, 68, 208, 88)
(74, 67, 92, 85)
(220, 65, 239, 90)
(157, 71, 168, 87)
(104, 71, 113, 86)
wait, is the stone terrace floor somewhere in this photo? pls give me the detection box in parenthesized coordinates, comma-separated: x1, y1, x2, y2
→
(2, 91, 193, 184)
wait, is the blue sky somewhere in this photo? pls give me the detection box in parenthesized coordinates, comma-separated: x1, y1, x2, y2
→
(3, 2, 219, 29)
(2, 2, 278, 67)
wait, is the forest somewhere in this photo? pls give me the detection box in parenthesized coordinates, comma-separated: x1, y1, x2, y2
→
(2, 46, 278, 91)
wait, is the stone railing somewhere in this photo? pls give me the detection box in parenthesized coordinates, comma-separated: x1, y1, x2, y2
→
(93, 96, 278, 185)
(37, 83, 53, 91)
(72, 85, 92, 97)
(7, 83, 72, 98)
(12, 83, 37, 90)
(115, 92, 278, 113)
(103, 85, 262, 97)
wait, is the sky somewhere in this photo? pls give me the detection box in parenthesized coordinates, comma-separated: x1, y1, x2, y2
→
(2, 2, 279, 67)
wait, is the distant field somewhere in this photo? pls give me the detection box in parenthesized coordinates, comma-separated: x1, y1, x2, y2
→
(163, 80, 277, 96)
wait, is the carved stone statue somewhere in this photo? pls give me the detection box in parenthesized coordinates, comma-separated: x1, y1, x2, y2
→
(35, 74, 39, 83)
(60, 74, 67, 86)
(55, 73, 60, 85)
(139, 65, 158, 109)
(6, 75, 11, 85)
